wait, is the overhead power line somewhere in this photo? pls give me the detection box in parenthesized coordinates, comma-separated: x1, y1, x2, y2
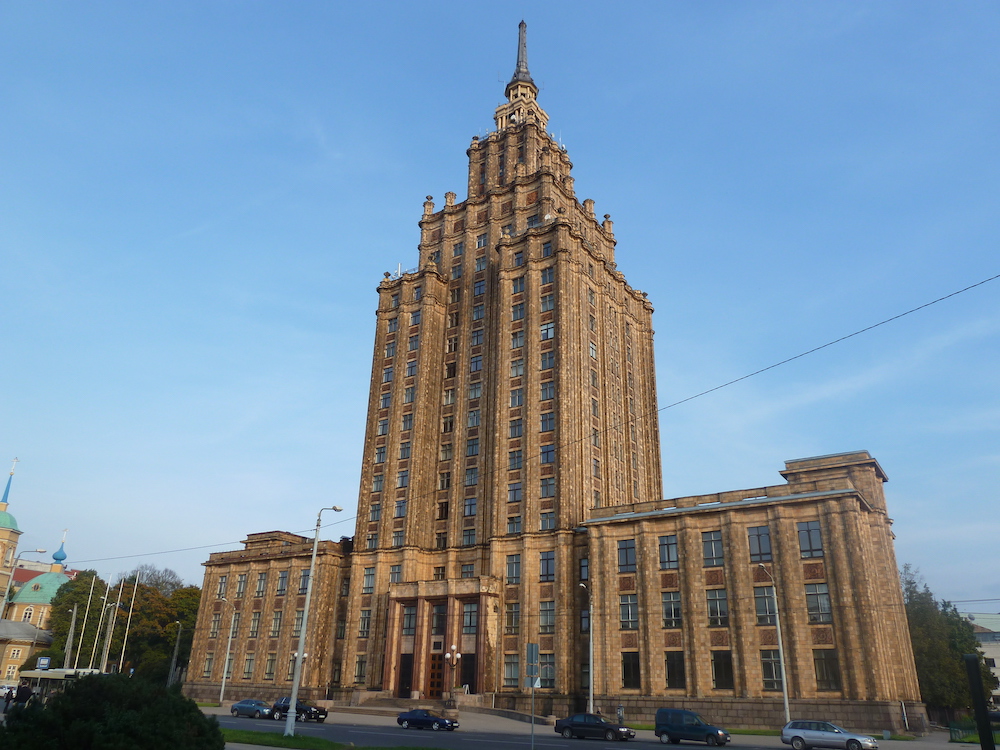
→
(71, 271, 998, 569)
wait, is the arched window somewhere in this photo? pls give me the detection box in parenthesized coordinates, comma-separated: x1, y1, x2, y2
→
(21, 606, 34, 623)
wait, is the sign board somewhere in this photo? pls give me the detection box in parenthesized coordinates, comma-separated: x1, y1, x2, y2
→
(37, 657, 51, 670)
(525, 676, 541, 689)
(526, 642, 538, 676)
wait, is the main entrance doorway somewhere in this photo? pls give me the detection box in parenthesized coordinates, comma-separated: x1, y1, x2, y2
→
(427, 653, 444, 699)
(398, 653, 413, 698)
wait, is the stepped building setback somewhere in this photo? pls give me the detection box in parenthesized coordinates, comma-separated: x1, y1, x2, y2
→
(184, 24, 925, 732)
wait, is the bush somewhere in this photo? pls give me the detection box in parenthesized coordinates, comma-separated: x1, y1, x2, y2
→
(0, 673, 223, 750)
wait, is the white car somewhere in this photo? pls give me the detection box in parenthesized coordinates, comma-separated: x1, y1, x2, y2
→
(781, 721, 878, 750)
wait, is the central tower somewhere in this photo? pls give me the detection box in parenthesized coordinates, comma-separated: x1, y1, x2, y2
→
(343, 22, 662, 702)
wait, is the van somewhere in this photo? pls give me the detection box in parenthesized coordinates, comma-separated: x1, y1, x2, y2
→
(655, 708, 731, 746)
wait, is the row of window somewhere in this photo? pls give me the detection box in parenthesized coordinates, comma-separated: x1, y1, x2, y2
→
(215, 570, 309, 600)
(208, 609, 305, 640)
(496, 649, 841, 693)
(615, 522, 825, 573)
(613, 583, 832, 630)
(387, 262, 554, 321)
(202, 652, 300, 682)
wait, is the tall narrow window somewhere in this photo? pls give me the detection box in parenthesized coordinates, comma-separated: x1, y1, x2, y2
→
(748, 525, 772, 562)
(539, 600, 555, 633)
(402, 606, 417, 635)
(540, 653, 555, 688)
(662, 591, 682, 628)
(755, 586, 777, 625)
(711, 651, 734, 690)
(761, 650, 783, 691)
(540, 550, 555, 582)
(707, 589, 729, 627)
(619, 595, 639, 630)
(805, 583, 833, 624)
(702, 530, 724, 567)
(665, 652, 686, 689)
(798, 521, 824, 558)
(463, 602, 478, 633)
(622, 652, 641, 689)
(504, 653, 520, 686)
(618, 539, 637, 573)
(814, 649, 842, 691)
(506, 554, 521, 584)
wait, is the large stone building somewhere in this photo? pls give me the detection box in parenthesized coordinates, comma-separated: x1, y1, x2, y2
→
(184, 25, 924, 731)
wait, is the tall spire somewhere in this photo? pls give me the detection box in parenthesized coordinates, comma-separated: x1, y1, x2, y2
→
(0, 458, 17, 508)
(505, 21, 537, 100)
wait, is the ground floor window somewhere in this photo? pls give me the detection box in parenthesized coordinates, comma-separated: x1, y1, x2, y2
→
(504, 654, 519, 687)
(761, 649, 782, 691)
(665, 651, 685, 689)
(540, 653, 555, 688)
(814, 649, 841, 691)
(622, 652, 641, 689)
(711, 650, 734, 690)
(355, 656, 367, 683)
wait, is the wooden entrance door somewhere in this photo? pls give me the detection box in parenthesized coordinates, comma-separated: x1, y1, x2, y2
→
(427, 653, 444, 699)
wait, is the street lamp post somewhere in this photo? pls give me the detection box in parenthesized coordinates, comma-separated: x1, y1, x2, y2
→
(444, 645, 462, 699)
(579, 583, 594, 714)
(759, 564, 790, 724)
(167, 620, 182, 687)
(1, 549, 46, 619)
(284, 505, 342, 738)
(218, 599, 236, 705)
(63, 604, 78, 668)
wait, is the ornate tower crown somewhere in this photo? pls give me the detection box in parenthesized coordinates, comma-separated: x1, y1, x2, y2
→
(495, 21, 548, 131)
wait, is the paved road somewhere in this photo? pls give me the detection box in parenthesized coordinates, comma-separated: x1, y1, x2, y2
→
(215, 706, 962, 750)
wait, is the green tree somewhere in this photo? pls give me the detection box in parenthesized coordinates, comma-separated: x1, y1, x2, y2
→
(41, 568, 201, 680)
(0, 673, 223, 749)
(901, 565, 997, 713)
(44, 570, 111, 669)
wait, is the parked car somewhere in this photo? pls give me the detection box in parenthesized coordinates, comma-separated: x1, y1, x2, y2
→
(554, 713, 636, 741)
(230, 699, 272, 719)
(396, 708, 459, 730)
(655, 708, 730, 745)
(270, 697, 327, 722)
(781, 721, 878, 750)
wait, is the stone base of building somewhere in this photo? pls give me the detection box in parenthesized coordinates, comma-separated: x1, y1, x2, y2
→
(489, 694, 928, 735)
(182, 680, 332, 705)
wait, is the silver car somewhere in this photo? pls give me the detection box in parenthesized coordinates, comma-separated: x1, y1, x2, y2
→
(781, 721, 878, 750)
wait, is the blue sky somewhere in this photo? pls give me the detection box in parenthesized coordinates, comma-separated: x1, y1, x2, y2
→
(2, 2, 997, 606)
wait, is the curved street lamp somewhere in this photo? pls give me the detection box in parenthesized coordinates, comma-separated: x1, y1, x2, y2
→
(759, 564, 790, 723)
(284, 505, 343, 738)
(218, 598, 237, 704)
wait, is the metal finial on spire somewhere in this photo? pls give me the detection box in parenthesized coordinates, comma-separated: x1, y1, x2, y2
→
(9, 457, 18, 476)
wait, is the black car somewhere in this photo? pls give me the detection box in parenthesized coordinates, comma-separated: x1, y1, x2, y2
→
(396, 708, 459, 731)
(230, 699, 272, 719)
(555, 713, 636, 741)
(270, 697, 328, 722)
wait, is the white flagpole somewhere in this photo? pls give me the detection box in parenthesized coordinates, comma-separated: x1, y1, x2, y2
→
(74, 573, 98, 669)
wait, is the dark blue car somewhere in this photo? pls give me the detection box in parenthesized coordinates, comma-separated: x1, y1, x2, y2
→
(397, 708, 459, 731)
